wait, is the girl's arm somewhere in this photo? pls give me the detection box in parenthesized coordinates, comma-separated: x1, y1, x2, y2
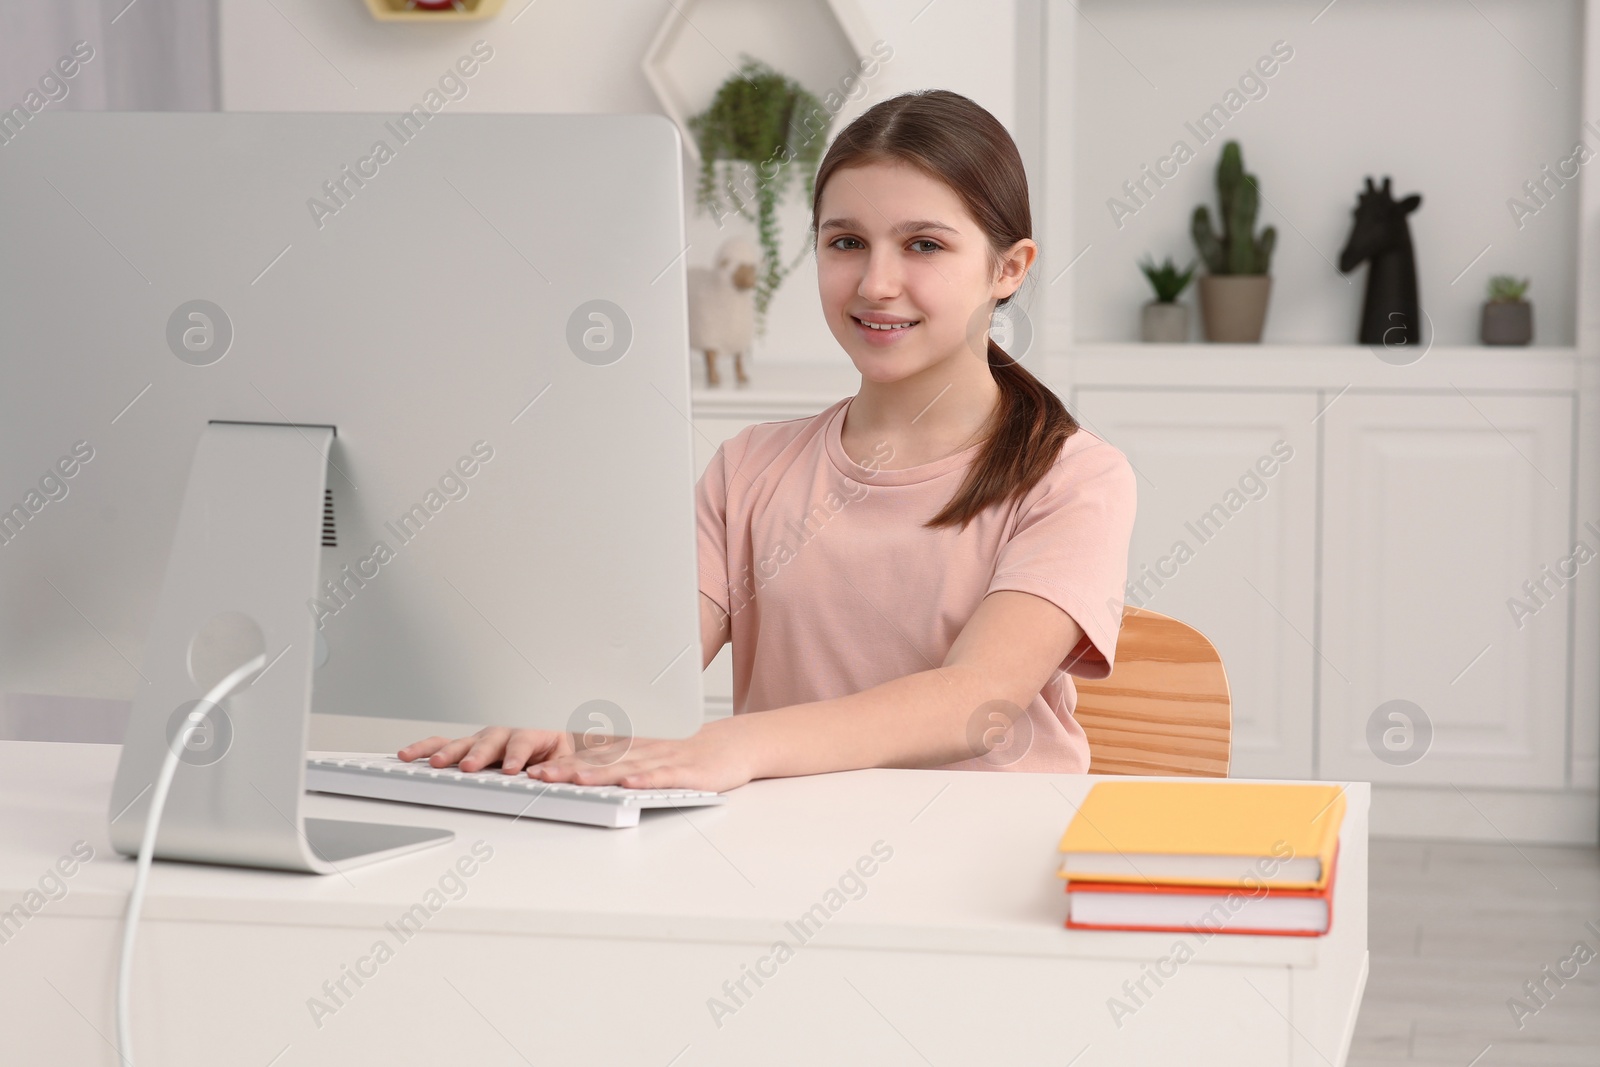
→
(728, 589, 1087, 779)
(700, 592, 731, 669)
(525, 588, 1090, 791)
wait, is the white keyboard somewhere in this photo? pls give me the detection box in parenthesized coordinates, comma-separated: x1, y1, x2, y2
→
(304, 752, 726, 829)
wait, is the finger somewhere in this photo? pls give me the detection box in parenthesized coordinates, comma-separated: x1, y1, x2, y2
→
(528, 749, 588, 779)
(526, 754, 578, 782)
(576, 736, 663, 768)
(569, 757, 643, 786)
(615, 764, 680, 790)
(426, 734, 484, 767)
(460, 729, 508, 771)
(459, 728, 510, 772)
(397, 736, 451, 762)
(501, 731, 555, 774)
(530, 753, 628, 785)
(570, 734, 637, 770)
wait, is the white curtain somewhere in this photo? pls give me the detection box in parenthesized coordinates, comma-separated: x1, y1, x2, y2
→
(0, 0, 218, 112)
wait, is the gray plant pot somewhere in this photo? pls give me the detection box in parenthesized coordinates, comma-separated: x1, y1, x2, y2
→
(1481, 300, 1532, 345)
(1140, 301, 1189, 343)
(1198, 274, 1272, 343)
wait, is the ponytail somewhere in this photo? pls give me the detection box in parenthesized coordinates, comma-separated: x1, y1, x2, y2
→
(924, 334, 1078, 530)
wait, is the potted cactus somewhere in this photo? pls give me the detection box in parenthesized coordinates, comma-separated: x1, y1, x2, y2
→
(1191, 141, 1277, 343)
(1138, 255, 1197, 342)
(1481, 275, 1532, 345)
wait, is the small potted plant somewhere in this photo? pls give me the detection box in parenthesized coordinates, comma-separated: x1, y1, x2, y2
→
(1138, 256, 1197, 342)
(1481, 275, 1532, 345)
(687, 56, 829, 338)
(1191, 141, 1276, 343)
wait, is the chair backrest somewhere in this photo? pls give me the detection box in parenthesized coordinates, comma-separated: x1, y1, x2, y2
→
(1073, 606, 1232, 777)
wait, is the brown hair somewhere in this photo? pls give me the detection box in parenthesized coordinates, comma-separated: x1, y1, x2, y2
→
(810, 88, 1079, 530)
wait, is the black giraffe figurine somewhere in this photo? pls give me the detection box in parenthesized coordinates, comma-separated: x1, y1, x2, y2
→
(1338, 176, 1423, 347)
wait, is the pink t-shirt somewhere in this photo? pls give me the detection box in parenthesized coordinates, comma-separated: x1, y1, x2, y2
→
(695, 395, 1136, 774)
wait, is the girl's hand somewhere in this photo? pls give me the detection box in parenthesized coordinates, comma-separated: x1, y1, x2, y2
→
(528, 715, 758, 794)
(398, 725, 576, 774)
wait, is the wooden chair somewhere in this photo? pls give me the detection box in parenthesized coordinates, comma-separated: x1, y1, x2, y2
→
(1074, 605, 1232, 777)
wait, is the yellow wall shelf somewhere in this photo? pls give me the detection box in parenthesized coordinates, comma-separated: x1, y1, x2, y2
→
(362, 0, 505, 21)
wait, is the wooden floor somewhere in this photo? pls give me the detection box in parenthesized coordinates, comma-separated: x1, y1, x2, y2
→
(1351, 839, 1600, 1066)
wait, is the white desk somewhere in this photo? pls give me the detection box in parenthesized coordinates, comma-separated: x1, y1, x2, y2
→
(0, 741, 1368, 1066)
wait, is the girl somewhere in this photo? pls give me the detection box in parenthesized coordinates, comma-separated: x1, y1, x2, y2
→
(400, 89, 1135, 791)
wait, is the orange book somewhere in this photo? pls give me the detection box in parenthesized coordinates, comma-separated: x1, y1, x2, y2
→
(1064, 846, 1338, 937)
(1057, 780, 1345, 890)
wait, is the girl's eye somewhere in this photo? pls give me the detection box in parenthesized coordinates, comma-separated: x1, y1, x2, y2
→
(829, 236, 863, 251)
(910, 239, 941, 255)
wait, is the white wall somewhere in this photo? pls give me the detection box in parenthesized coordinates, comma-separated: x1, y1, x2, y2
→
(218, 0, 1020, 366)
(1068, 0, 1582, 347)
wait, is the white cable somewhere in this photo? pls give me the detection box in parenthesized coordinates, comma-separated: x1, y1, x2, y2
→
(116, 652, 266, 1067)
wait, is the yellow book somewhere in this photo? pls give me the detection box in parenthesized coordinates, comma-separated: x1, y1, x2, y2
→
(1057, 781, 1345, 890)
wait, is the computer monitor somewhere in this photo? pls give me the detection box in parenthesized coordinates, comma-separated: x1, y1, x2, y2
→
(0, 111, 705, 870)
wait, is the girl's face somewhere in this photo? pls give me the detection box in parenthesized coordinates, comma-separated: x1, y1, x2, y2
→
(815, 159, 1032, 383)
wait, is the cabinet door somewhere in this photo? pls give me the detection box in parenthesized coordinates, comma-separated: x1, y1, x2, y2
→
(1071, 389, 1320, 779)
(1319, 393, 1573, 786)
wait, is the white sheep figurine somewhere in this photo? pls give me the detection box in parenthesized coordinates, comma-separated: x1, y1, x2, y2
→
(686, 236, 759, 386)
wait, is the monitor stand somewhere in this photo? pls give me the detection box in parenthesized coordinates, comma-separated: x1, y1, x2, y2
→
(108, 421, 453, 873)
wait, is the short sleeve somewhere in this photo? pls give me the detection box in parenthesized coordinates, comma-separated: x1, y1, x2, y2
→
(694, 430, 746, 615)
(986, 435, 1137, 679)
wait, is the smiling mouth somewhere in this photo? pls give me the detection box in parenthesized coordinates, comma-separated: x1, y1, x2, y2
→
(853, 316, 920, 331)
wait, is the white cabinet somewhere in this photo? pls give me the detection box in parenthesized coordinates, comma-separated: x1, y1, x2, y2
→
(1071, 384, 1577, 790)
(1319, 392, 1574, 788)
(1070, 389, 1320, 779)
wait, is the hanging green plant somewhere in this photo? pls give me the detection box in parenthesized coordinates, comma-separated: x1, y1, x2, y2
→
(687, 55, 830, 336)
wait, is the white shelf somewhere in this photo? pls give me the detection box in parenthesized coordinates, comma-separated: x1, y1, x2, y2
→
(1060, 342, 1583, 391)
(680, 344, 1585, 413)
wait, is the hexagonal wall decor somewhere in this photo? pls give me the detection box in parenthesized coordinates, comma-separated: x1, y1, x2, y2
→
(642, 0, 878, 163)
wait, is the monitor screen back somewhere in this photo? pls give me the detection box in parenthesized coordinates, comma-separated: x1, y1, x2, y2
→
(0, 111, 705, 739)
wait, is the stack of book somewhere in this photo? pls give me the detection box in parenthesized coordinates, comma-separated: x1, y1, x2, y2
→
(1056, 781, 1345, 937)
